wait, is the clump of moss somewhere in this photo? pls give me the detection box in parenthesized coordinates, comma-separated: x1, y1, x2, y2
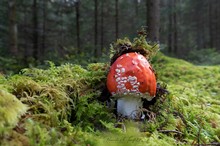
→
(4, 63, 113, 129)
(110, 28, 159, 65)
(0, 89, 27, 128)
(0, 62, 115, 145)
(150, 53, 220, 144)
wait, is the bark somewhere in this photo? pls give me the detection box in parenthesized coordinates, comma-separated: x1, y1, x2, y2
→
(208, 1, 213, 48)
(145, 0, 147, 26)
(100, 0, 104, 52)
(173, 0, 178, 53)
(147, 0, 160, 42)
(115, 0, 119, 40)
(167, 0, 178, 54)
(209, 0, 218, 50)
(32, 0, 38, 60)
(75, 0, 80, 52)
(216, 0, 220, 51)
(41, 0, 47, 61)
(23, 5, 29, 66)
(8, 0, 18, 56)
(195, 1, 204, 50)
(135, 0, 139, 17)
(94, 0, 98, 57)
(214, 0, 218, 50)
(168, 0, 173, 53)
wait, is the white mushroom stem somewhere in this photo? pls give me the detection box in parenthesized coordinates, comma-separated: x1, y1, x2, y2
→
(117, 96, 143, 119)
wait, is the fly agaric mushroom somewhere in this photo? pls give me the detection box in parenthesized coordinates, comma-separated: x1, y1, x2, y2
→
(106, 52, 156, 119)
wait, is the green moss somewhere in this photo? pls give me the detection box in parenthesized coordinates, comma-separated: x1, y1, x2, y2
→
(151, 53, 220, 144)
(109, 30, 159, 65)
(0, 89, 27, 128)
(0, 47, 220, 145)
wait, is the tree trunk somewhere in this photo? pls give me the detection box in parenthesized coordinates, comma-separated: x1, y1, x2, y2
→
(94, 0, 98, 57)
(147, 0, 160, 42)
(135, 0, 139, 17)
(8, 0, 18, 56)
(210, 0, 218, 51)
(32, 0, 38, 61)
(214, 0, 218, 50)
(115, 0, 119, 40)
(100, 0, 104, 52)
(168, 0, 173, 53)
(195, 1, 204, 50)
(216, 0, 220, 51)
(75, 0, 80, 52)
(208, 1, 213, 48)
(173, 0, 178, 53)
(145, 0, 148, 26)
(23, 5, 30, 66)
(167, 0, 178, 54)
(41, 0, 47, 61)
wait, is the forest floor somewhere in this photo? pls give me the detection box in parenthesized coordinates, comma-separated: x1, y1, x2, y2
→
(0, 53, 220, 146)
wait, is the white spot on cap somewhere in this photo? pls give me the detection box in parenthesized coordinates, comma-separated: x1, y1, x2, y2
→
(133, 85, 139, 89)
(121, 77, 127, 80)
(121, 87, 126, 90)
(114, 74, 119, 78)
(129, 76, 137, 81)
(117, 64, 122, 68)
(116, 77, 121, 82)
(117, 85, 122, 89)
(130, 81, 137, 85)
(131, 89, 137, 92)
(132, 60, 138, 65)
(121, 68, 125, 73)
(115, 69, 120, 73)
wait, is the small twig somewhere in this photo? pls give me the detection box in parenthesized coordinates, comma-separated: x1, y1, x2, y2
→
(197, 127, 201, 146)
(159, 130, 183, 135)
(173, 111, 188, 127)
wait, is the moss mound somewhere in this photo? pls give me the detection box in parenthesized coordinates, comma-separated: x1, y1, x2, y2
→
(110, 31, 159, 65)
(0, 53, 219, 145)
(0, 33, 219, 145)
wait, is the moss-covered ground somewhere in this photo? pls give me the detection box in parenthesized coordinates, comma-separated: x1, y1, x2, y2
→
(0, 51, 219, 146)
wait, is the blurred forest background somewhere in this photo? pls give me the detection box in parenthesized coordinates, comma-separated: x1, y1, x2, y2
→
(1, 0, 220, 73)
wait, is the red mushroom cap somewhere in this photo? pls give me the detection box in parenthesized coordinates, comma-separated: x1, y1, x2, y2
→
(107, 52, 156, 99)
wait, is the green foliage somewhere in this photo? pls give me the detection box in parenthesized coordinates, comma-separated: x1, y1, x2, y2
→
(186, 48, 220, 65)
(0, 52, 220, 145)
(0, 57, 24, 74)
(152, 53, 220, 144)
(110, 29, 160, 63)
(0, 89, 27, 128)
(8, 63, 113, 129)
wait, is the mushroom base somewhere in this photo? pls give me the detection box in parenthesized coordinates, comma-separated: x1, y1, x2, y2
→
(117, 96, 143, 119)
